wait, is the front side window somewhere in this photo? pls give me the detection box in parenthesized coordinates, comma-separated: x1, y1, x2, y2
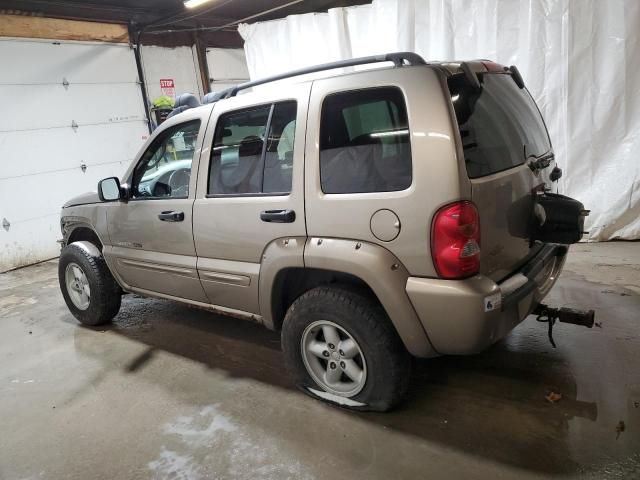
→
(132, 120, 200, 199)
(208, 101, 297, 195)
(320, 87, 412, 194)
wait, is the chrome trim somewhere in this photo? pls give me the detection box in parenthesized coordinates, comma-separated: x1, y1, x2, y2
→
(118, 258, 195, 277)
(198, 270, 251, 287)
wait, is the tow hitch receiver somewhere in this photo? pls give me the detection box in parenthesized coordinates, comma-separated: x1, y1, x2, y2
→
(534, 304, 596, 348)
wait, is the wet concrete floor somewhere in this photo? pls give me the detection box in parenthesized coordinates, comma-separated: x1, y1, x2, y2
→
(0, 242, 639, 479)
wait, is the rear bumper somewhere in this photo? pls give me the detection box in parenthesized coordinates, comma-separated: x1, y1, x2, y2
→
(406, 244, 567, 356)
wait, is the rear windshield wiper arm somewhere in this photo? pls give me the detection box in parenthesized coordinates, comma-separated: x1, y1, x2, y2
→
(528, 151, 555, 172)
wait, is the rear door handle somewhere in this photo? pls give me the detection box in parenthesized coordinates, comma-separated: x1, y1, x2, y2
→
(260, 209, 296, 223)
(158, 211, 184, 222)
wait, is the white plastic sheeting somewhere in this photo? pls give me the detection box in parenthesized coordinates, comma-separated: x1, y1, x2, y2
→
(240, 0, 640, 240)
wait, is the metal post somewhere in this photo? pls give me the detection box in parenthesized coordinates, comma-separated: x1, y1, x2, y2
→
(129, 24, 153, 134)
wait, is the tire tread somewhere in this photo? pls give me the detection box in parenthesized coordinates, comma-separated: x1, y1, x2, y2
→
(282, 284, 410, 411)
(58, 243, 121, 326)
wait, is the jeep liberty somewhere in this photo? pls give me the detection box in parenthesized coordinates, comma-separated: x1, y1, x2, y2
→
(58, 53, 593, 411)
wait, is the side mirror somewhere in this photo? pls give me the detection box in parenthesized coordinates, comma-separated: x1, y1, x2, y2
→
(98, 177, 121, 202)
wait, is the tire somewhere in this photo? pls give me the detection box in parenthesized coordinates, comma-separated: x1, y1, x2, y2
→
(282, 285, 411, 412)
(58, 242, 121, 326)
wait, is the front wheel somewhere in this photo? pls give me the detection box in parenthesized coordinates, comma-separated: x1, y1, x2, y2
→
(282, 286, 411, 412)
(58, 242, 121, 326)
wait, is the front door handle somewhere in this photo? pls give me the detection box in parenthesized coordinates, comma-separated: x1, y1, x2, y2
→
(260, 209, 296, 223)
(158, 210, 184, 222)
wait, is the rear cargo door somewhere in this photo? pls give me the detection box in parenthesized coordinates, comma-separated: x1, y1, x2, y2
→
(448, 71, 555, 281)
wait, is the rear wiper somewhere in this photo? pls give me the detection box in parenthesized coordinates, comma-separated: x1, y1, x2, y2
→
(528, 151, 555, 172)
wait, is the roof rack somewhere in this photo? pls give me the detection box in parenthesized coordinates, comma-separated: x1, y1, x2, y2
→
(203, 52, 427, 103)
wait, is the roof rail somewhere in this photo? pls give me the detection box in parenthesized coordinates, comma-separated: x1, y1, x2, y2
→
(203, 52, 426, 103)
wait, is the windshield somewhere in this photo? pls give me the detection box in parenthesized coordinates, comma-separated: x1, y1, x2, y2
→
(448, 72, 552, 178)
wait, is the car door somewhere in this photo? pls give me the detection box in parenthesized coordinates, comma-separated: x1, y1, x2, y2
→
(104, 116, 209, 303)
(192, 85, 310, 315)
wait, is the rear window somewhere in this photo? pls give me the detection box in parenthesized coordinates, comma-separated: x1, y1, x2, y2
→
(319, 87, 412, 194)
(448, 72, 551, 179)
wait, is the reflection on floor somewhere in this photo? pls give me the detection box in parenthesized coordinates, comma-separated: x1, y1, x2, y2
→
(0, 243, 639, 479)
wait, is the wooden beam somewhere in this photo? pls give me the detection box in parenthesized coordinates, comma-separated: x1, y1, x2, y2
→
(0, 15, 129, 43)
(193, 31, 211, 95)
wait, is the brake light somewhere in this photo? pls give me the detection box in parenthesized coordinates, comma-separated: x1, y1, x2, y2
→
(482, 61, 507, 72)
(431, 201, 480, 279)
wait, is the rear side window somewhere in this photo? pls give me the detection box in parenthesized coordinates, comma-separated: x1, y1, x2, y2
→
(208, 101, 297, 195)
(320, 87, 412, 194)
(448, 73, 552, 178)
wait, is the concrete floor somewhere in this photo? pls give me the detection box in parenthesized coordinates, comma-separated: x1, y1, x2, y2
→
(1, 243, 639, 480)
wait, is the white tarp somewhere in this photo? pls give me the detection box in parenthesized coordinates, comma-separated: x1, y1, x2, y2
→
(239, 0, 640, 240)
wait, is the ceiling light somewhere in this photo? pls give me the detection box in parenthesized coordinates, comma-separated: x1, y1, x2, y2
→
(184, 0, 215, 9)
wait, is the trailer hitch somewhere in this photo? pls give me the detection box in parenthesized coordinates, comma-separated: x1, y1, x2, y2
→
(533, 304, 595, 348)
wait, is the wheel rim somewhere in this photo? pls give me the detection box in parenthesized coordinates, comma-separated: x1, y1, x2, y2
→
(65, 262, 91, 310)
(300, 320, 367, 397)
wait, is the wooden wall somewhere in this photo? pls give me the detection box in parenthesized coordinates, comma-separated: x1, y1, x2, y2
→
(0, 15, 129, 43)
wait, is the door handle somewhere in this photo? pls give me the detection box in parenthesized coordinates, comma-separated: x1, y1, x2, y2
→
(260, 209, 296, 223)
(158, 210, 185, 222)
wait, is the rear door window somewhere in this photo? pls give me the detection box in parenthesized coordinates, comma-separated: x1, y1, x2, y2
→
(448, 73, 552, 178)
(263, 101, 296, 194)
(208, 101, 297, 195)
(209, 106, 270, 195)
(319, 87, 412, 194)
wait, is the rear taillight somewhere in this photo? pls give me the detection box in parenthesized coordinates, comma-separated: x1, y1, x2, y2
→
(431, 201, 480, 279)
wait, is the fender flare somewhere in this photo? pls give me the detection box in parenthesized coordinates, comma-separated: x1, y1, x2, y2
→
(65, 240, 102, 259)
(259, 237, 437, 358)
(304, 238, 436, 358)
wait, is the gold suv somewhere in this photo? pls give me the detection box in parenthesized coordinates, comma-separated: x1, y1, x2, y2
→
(58, 53, 589, 411)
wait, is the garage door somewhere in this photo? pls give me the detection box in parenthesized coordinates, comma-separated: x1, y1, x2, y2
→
(0, 38, 149, 272)
(142, 45, 204, 101)
(207, 48, 249, 93)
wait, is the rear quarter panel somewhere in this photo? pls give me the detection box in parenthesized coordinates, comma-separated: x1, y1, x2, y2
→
(305, 66, 467, 277)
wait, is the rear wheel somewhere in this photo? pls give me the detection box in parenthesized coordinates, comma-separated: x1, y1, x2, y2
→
(58, 242, 121, 326)
(282, 285, 411, 412)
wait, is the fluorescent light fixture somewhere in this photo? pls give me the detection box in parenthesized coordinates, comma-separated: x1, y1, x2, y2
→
(370, 129, 409, 138)
(184, 0, 214, 9)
